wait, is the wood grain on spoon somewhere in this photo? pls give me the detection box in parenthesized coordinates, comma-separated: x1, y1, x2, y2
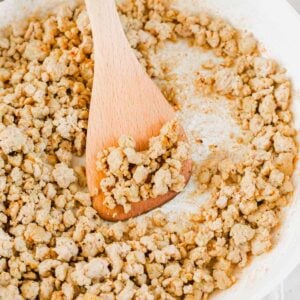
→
(85, 0, 192, 221)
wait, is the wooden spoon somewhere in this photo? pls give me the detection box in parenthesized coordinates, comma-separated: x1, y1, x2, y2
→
(85, 0, 192, 221)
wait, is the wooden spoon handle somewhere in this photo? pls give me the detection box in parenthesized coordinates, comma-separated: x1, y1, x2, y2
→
(85, 0, 138, 73)
(85, 0, 175, 150)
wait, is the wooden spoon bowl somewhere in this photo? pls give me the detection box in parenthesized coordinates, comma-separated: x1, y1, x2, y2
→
(85, 0, 192, 221)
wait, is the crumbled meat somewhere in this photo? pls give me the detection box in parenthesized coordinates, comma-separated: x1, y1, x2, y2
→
(97, 120, 189, 212)
(52, 163, 76, 188)
(0, 126, 27, 154)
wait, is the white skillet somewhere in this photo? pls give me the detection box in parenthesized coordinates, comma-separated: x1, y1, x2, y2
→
(0, 0, 299, 299)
